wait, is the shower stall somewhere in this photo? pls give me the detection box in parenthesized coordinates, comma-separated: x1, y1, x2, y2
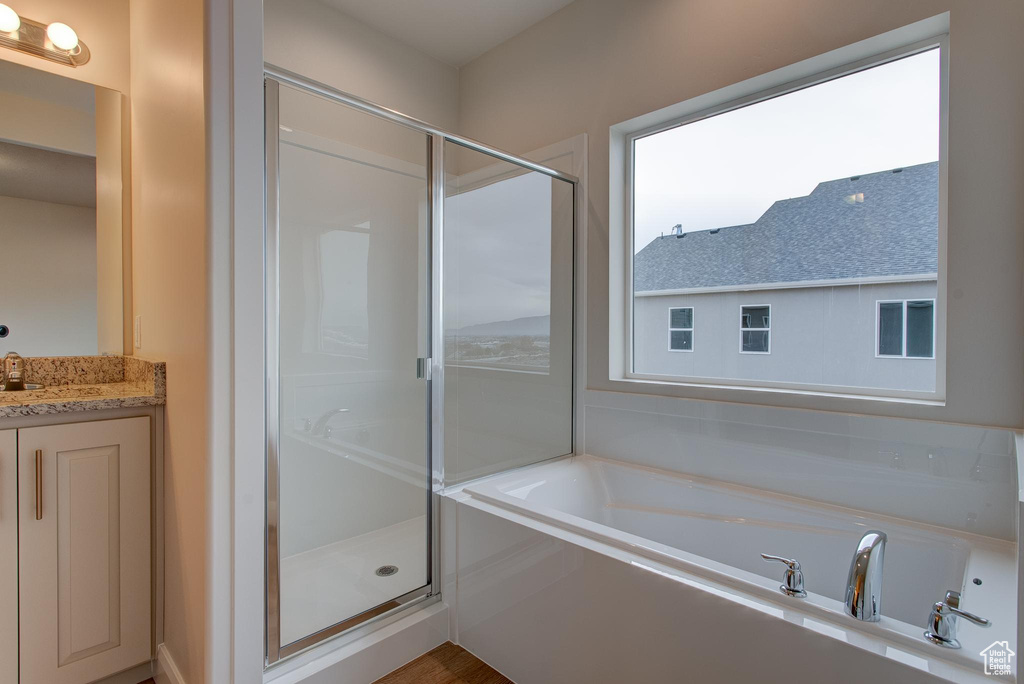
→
(263, 68, 577, 664)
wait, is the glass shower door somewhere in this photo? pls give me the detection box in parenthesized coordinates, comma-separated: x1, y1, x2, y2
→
(266, 79, 432, 661)
(442, 141, 575, 484)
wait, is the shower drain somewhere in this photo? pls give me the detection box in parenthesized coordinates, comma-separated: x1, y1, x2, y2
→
(375, 565, 399, 577)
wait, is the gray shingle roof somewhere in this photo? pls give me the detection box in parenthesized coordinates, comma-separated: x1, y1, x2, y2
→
(633, 162, 938, 292)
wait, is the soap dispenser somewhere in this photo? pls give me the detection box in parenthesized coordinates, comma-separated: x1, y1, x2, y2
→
(2, 352, 26, 391)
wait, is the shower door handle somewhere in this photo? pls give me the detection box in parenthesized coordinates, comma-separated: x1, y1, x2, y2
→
(416, 357, 431, 380)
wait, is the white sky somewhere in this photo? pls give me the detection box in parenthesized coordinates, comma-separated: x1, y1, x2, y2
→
(633, 49, 940, 253)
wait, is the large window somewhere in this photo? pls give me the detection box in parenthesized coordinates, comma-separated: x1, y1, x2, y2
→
(627, 40, 943, 397)
(877, 300, 935, 359)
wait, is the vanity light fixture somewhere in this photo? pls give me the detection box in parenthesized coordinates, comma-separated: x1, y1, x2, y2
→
(0, 6, 90, 67)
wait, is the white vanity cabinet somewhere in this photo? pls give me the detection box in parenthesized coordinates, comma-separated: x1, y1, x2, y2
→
(15, 416, 152, 684)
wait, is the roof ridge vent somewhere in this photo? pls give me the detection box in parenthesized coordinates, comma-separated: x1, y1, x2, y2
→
(892, 168, 903, 173)
(709, 228, 720, 234)
(850, 175, 861, 181)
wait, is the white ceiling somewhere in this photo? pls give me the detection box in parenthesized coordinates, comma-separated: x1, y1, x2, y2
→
(319, 0, 576, 67)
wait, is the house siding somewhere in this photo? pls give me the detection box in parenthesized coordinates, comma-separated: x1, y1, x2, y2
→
(634, 281, 937, 392)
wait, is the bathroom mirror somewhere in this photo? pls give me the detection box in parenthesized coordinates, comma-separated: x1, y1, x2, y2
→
(0, 59, 128, 357)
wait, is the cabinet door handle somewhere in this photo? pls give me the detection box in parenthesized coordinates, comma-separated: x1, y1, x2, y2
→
(34, 449, 42, 520)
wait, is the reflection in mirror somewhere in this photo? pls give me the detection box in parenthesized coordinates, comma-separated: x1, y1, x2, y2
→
(0, 60, 126, 356)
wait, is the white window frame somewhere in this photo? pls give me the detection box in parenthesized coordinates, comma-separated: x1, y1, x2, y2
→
(739, 304, 771, 355)
(667, 307, 694, 352)
(875, 299, 936, 360)
(609, 15, 949, 404)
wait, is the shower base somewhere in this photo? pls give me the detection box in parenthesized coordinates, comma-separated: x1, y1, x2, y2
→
(279, 515, 428, 646)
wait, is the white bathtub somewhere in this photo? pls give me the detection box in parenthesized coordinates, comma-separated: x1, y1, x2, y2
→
(458, 454, 1017, 682)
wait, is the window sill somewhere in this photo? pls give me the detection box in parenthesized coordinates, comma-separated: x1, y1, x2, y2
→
(446, 362, 550, 377)
(619, 373, 946, 407)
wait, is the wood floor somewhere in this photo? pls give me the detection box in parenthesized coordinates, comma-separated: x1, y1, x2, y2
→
(374, 642, 512, 684)
(134, 643, 505, 684)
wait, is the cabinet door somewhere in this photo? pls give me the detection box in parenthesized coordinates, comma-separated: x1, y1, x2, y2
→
(19, 417, 151, 684)
(0, 430, 16, 684)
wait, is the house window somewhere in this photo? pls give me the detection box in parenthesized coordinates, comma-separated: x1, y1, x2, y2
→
(740, 305, 770, 353)
(877, 300, 934, 359)
(668, 307, 693, 351)
(620, 30, 945, 398)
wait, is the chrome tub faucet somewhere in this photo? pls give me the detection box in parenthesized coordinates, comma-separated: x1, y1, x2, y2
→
(761, 553, 807, 598)
(309, 407, 351, 436)
(844, 530, 887, 621)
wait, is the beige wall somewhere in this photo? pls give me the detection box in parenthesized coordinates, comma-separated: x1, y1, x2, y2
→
(129, 0, 208, 682)
(264, 0, 459, 131)
(458, 0, 1024, 428)
(0, 0, 130, 93)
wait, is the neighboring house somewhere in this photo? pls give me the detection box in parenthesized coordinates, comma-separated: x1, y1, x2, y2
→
(633, 161, 938, 392)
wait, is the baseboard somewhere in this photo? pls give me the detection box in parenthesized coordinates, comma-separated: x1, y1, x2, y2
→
(152, 603, 445, 684)
(266, 601, 448, 684)
(94, 661, 156, 684)
(156, 643, 187, 684)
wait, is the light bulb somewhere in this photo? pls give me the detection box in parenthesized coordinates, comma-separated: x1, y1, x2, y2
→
(46, 22, 78, 50)
(0, 4, 20, 32)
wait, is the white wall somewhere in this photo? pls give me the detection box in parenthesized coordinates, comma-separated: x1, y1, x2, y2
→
(582, 388, 1017, 540)
(0, 196, 97, 356)
(264, 0, 459, 131)
(457, 0, 1024, 429)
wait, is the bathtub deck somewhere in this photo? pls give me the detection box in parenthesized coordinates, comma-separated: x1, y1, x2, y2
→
(374, 642, 512, 684)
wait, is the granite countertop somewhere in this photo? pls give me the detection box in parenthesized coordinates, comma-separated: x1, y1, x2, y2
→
(0, 355, 166, 418)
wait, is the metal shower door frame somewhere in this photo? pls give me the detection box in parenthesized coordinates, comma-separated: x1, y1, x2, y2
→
(263, 66, 579, 667)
